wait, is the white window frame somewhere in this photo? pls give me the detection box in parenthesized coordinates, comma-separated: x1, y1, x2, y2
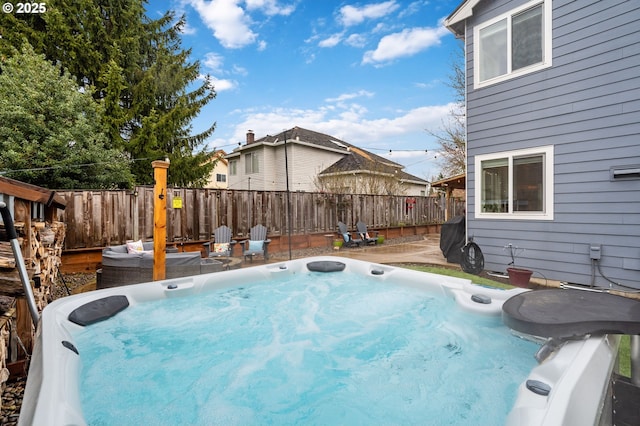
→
(473, 0, 552, 89)
(245, 152, 259, 174)
(474, 145, 554, 220)
(229, 160, 237, 176)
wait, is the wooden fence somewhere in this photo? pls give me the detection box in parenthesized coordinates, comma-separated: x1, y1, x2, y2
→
(57, 187, 465, 250)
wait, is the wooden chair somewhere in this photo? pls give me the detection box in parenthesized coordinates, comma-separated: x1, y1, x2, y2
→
(203, 225, 236, 259)
(337, 222, 362, 247)
(243, 224, 270, 262)
(356, 221, 378, 245)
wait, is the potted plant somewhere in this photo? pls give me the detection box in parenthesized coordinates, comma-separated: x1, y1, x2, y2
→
(333, 239, 343, 250)
(504, 244, 533, 287)
(376, 235, 385, 245)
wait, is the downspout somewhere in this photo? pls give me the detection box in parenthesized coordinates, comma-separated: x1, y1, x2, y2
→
(463, 24, 469, 244)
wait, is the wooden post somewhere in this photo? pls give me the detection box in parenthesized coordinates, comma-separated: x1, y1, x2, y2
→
(152, 160, 170, 281)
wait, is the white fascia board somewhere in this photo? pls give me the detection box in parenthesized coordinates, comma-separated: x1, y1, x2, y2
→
(444, 0, 480, 32)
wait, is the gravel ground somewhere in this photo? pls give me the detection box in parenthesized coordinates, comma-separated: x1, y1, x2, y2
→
(0, 234, 428, 424)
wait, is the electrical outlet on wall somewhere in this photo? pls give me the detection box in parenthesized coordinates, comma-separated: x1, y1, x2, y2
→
(589, 244, 601, 260)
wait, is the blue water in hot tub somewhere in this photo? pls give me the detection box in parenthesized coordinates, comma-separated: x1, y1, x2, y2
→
(73, 271, 539, 425)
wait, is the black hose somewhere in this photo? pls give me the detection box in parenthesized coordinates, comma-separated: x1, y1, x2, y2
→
(461, 241, 484, 275)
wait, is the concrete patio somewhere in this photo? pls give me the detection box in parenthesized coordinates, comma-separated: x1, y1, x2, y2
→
(325, 234, 451, 267)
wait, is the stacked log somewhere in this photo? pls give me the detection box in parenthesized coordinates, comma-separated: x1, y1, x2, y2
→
(0, 220, 66, 403)
(28, 221, 66, 310)
(0, 307, 13, 419)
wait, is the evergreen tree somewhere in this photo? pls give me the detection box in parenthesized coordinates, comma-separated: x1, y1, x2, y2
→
(0, 0, 217, 187)
(126, 15, 217, 186)
(0, 45, 134, 189)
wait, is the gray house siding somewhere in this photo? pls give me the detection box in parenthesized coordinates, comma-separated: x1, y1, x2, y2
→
(463, 0, 640, 287)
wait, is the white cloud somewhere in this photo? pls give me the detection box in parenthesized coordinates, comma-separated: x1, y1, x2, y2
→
(188, 0, 294, 49)
(225, 102, 453, 150)
(245, 0, 295, 16)
(180, 21, 198, 36)
(199, 53, 238, 91)
(202, 52, 225, 72)
(345, 33, 367, 48)
(325, 90, 374, 103)
(232, 64, 248, 76)
(398, 0, 427, 19)
(211, 77, 237, 91)
(339, 1, 400, 27)
(189, 0, 257, 49)
(362, 25, 450, 65)
(318, 33, 343, 48)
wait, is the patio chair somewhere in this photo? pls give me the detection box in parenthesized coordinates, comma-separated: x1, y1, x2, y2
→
(337, 222, 362, 247)
(203, 225, 236, 259)
(356, 221, 379, 245)
(243, 224, 270, 262)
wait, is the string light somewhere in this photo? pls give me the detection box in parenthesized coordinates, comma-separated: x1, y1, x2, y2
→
(0, 157, 156, 175)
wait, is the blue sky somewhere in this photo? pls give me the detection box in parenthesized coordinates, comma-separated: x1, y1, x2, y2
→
(146, 0, 462, 179)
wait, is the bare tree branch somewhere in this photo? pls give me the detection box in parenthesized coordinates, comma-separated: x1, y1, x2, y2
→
(428, 40, 466, 178)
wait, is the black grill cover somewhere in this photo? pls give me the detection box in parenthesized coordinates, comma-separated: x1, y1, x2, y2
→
(440, 215, 465, 263)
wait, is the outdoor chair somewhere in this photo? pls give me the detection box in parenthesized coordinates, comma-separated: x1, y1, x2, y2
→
(203, 225, 236, 259)
(243, 224, 270, 262)
(356, 221, 378, 245)
(337, 222, 362, 247)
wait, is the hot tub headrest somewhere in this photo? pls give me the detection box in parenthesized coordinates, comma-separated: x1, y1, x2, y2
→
(68, 295, 130, 326)
(307, 261, 346, 273)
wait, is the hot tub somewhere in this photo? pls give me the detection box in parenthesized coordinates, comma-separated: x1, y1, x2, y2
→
(18, 257, 618, 425)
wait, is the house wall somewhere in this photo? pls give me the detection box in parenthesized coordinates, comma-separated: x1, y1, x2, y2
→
(227, 145, 265, 191)
(288, 143, 343, 192)
(229, 142, 344, 192)
(465, 0, 640, 287)
(204, 159, 228, 189)
(402, 181, 429, 196)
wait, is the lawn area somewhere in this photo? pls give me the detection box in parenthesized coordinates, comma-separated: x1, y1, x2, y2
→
(402, 264, 632, 377)
(402, 265, 514, 289)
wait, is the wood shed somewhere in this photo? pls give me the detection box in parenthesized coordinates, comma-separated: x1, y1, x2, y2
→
(0, 176, 66, 395)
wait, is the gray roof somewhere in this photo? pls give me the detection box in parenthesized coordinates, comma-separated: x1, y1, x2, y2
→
(252, 126, 427, 184)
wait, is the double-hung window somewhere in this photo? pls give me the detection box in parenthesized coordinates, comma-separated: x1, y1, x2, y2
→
(245, 152, 259, 174)
(475, 146, 554, 220)
(229, 160, 237, 176)
(474, 0, 551, 88)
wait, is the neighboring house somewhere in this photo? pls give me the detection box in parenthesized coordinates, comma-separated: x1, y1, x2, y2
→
(445, 0, 640, 287)
(204, 150, 228, 189)
(225, 127, 429, 195)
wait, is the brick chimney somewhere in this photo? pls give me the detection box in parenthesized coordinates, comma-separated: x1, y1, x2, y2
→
(246, 130, 255, 144)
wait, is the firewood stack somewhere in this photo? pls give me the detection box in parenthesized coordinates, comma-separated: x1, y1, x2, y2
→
(28, 221, 67, 310)
(0, 220, 66, 401)
(0, 221, 65, 302)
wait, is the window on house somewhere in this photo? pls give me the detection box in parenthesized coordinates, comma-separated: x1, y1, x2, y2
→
(216, 174, 226, 183)
(475, 146, 554, 220)
(245, 152, 259, 174)
(475, 0, 551, 88)
(229, 160, 237, 176)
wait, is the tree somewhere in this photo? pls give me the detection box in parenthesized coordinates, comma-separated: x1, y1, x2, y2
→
(0, 45, 134, 189)
(314, 160, 407, 195)
(125, 17, 217, 186)
(429, 40, 466, 177)
(0, 1, 217, 187)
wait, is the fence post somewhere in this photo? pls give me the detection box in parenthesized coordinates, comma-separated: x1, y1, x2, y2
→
(152, 160, 170, 281)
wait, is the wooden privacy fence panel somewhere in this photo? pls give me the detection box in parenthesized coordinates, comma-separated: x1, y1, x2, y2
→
(56, 188, 465, 250)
